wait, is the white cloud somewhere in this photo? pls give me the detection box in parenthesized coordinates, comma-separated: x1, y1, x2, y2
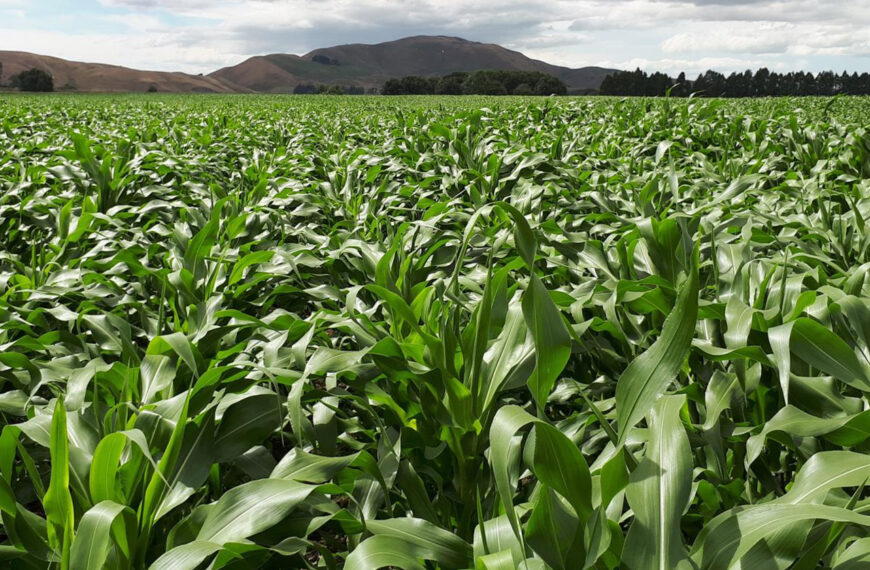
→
(661, 22, 795, 54)
(100, 13, 166, 31)
(0, 27, 246, 72)
(3, 0, 870, 74)
(612, 56, 773, 75)
(661, 20, 870, 58)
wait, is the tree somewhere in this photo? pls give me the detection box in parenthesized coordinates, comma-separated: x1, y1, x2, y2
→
(512, 83, 533, 95)
(293, 83, 318, 94)
(752, 67, 770, 97)
(594, 65, 870, 98)
(533, 75, 567, 95)
(383, 71, 564, 96)
(311, 54, 339, 66)
(627, 68, 648, 95)
(725, 72, 749, 98)
(816, 70, 836, 95)
(17, 68, 53, 92)
(671, 72, 688, 97)
(390, 76, 434, 95)
(598, 73, 616, 95)
(403, 76, 436, 95)
(382, 79, 403, 95)
(435, 73, 467, 95)
(692, 73, 710, 96)
(463, 72, 508, 95)
(645, 72, 669, 95)
(706, 70, 727, 97)
(318, 84, 345, 95)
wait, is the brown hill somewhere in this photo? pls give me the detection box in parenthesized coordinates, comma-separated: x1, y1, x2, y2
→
(0, 37, 618, 94)
(0, 51, 245, 93)
(211, 36, 618, 93)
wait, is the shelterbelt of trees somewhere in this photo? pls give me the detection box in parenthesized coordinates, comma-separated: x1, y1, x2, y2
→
(382, 70, 568, 95)
(601, 67, 870, 97)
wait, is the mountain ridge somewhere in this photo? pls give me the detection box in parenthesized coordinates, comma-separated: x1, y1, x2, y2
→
(212, 36, 618, 93)
(0, 36, 619, 93)
(0, 51, 246, 93)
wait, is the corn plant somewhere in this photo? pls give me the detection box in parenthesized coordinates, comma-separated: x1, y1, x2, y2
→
(2, 94, 870, 569)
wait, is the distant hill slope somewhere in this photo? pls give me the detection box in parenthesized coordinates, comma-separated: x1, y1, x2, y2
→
(0, 51, 245, 93)
(210, 36, 618, 93)
(0, 37, 618, 94)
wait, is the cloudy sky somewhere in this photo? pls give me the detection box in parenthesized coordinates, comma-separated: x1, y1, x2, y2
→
(1, 0, 869, 75)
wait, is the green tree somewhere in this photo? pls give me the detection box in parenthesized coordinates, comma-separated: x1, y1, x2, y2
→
(463, 72, 508, 95)
(17, 68, 54, 92)
(671, 72, 688, 97)
(512, 83, 533, 95)
(435, 73, 467, 95)
(533, 75, 567, 95)
(752, 67, 770, 96)
(382, 78, 403, 95)
(399, 76, 435, 95)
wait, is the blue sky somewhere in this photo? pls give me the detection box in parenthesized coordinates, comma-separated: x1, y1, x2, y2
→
(1, 0, 869, 75)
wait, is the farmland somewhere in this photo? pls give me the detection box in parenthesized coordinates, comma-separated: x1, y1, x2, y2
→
(2, 94, 870, 569)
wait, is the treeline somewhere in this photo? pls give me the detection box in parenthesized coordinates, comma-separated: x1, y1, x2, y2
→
(600, 68, 870, 97)
(293, 84, 378, 95)
(382, 70, 567, 96)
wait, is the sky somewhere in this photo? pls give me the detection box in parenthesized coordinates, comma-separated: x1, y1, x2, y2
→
(1, 0, 869, 76)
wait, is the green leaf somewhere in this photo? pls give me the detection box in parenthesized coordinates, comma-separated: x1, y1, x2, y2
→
(623, 395, 693, 570)
(140, 355, 175, 404)
(691, 504, 870, 569)
(42, 400, 74, 570)
(616, 253, 698, 446)
(69, 501, 136, 569)
(833, 537, 870, 569)
(525, 485, 580, 570)
(345, 535, 426, 570)
(479, 301, 534, 414)
(195, 478, 314, 543)
(183, 218, 219, 280)
(780, 451, 870, 504)
(149, 541, 221, 570)
(366, 517, 473, 568)
(214, 393, 282, 463)
(271, 448, 358, 482)
(490, 405, 592, 547)
(522, 274, 572, 409)
(89, 433, 127, 504)
(154, 409, 216, 521)
(746, 408, 870, 467)
(790, 318, 870, 390)
(229, 250, 274, 285)
(147, 333, 202, 378)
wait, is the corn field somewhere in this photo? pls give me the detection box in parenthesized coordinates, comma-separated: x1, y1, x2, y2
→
(2, 94, 870, 569)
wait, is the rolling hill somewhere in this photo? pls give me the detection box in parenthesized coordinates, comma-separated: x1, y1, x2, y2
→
(0, 37, 619, 94)
(211, 36, 618, 93)
(0, 51, 245, 93)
